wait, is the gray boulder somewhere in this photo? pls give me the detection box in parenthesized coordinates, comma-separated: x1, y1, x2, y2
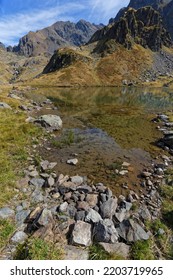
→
(85, 208, 102, 223)
(0, 102, 12, 109)
(100, 198, 118, 219)
(35, 115, 62, 130)
(71, 221, 92, 247)
(0, 207, 15, 219)
(37, 209, 53, 226)
(29, 178, 45, 188)
(94, 219, 119, 243)
(11, 231, 28, 244)
(117, 219, 149, 242)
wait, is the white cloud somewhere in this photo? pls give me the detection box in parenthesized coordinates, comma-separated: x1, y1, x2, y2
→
(0, 2, 85, 45)
(88, 0, 130, 22)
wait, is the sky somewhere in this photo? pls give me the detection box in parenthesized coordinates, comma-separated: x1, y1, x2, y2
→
(0, 0, 130, 46)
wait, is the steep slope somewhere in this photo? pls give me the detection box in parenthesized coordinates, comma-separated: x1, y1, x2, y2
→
(89, 7, 172, 52)
(31, 6, 173, 87)
(12, 20, 103, 57)
(110, 0, 173, 40)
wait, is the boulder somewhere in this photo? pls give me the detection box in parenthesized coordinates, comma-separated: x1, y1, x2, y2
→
(85, 208, 102, 223)
(94, 219, 119, 243)
(0, 207, 15, 219)
(29, 178, 45, 188)
(100, 198, 118, 219)
(71, 221, 92, 247)
(37, 209, 53, 226)
(117, 219, 149, 243)
(99, 242, 130, 259)
(0, 102, 12, 109)
(64, 245, 89, 260)
(35, 115, 62, 130)
(11, 231, 28, 244)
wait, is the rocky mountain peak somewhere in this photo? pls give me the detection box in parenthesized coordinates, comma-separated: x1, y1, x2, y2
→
(90, 6, 172, 52)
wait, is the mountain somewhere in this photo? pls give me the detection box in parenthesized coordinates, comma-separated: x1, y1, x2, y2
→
(35, 6, 173, 87)
(12, 20, 103, 57)
(109, 0, 173, 40)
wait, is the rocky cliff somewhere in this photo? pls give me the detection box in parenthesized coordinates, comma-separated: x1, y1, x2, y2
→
(110, 0, 173, 40)
(12, 20, 103, 57)
(89, 6, 172, 52)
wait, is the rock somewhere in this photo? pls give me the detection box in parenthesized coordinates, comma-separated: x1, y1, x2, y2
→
(0, 102, 12, 109)
(46, 176, 55, 188)
(86, 194, 98, 207)
(25, 117, 35, 123)
(119, 170, 128, 176)
(77, 201, 90, 211)
(158, 228, 165, 235)
(117, 219, 149, 242)
(8, 93, 22, 100)
(59, 202, 68, 213)
(29, 178, 45, 188)
(41, 160, 57, 171)
(67, 159, 78, 165)
(99, 242, 130, 259)
(31, 188, 44, 203)
(142, 171, 152, 177)
(11, 231, 27, 244)
(0, 207, 15, 219)
(70, 176, 83, 186)
(37, 209, 53, 226)
(100, 198, 118, 219)
(77, 186, 92, 193)
(65, 245, 89, 260)
(19, 105, 28, 111)
(52, 192, 60, 199)
(71, 221, 92, 247)
(35, 115, 62, 131)
(75, 211, 86, 221)
(94, 219, 119, 243)
(67, 205, 77, 218)
(85, 208, 102, 223)
(15, 210, 30, 226)
(138, 206, 151, 221)
(115, 209, 128, 223)
(28, 170, 39, 178)
(122, 162, 130, 168)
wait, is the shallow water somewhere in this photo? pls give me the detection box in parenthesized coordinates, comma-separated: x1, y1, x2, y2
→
(30, 86, 173, 193)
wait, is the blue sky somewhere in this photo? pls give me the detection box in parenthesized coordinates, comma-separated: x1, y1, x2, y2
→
(0, 0, 129, 46)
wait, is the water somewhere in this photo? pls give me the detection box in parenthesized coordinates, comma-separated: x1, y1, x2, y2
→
(29, 86, 173, 192)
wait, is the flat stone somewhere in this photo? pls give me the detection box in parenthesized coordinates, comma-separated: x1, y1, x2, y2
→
(0, 102, 12, 109)
(94, 219, 119, 243)
(67, 159, 78, 165)
(99, 242, 130, 259)
(77, 201, 90, 211)
(11, 231, 28, 244)
(100, 198, 118, 219)
(71, 221, 92, 247)
(0, 207, 15, 219)
(35, 115, 62, 131)
(70, 176, 84, 186)
(29, 178, 45, 188)
(115, 209, 128, 223)
(31, 188, 44, 203)
(138, 206, 151, 221)
(47, 176, 55, 188)
(65, 245, 89, 260)
(85, 208, 102, 223)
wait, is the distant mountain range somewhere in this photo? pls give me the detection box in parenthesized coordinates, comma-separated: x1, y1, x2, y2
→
(11, 20, 103, 57)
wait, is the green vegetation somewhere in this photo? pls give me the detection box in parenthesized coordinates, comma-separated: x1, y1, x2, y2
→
(14, 238, 64, 260)
(0, 220, 15, 250)
(131, 240, 155, 260)
(0, 108, 42, 207)
(89, 243, 124, 260)
(52, 130, 83, 149)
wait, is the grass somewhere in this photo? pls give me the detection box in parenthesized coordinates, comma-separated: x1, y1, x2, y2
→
(89, 243, 125, 260)
(52, 130, 84, 149)
(14, 237, 64, 260)
(0, 220, 15, 250)
(0, 108, 42, 207)
(131, 240, 155, 260)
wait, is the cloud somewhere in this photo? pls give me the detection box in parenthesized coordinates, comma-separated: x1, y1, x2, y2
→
(88, 0, 130, 22)
(0, 1, 85, 45)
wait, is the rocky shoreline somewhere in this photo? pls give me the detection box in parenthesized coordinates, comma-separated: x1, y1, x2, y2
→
(0, 91, 173, 260)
